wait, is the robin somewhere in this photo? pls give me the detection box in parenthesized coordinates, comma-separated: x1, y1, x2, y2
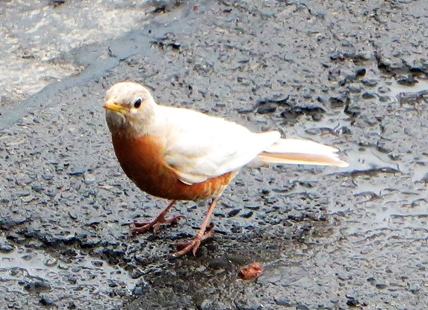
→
(103, 81, 348, 257)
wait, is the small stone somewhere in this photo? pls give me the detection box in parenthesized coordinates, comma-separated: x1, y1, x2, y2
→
(69, 166, 85, 176)
(245, 205, 260, 210)
(274, 297, 293, 306)
(378, 86, 390, 93)
(42, 174, 54, 181)
(379, 95, 389, 102)
(91, 260, 103, 267)
(84, 172, 96, 184)
(16, 191, 30, 197)
(397, 75, 417, 86)
(344, 102, 360, 116)
(234, 298, 263, 310)
(31, 184, 44, 192)
(376, 139, 394, 153)
(44, 189, 57, 197)
(362, 92, 376, 99)
(288, 211, 304, 221)
(346, 296, 359, 306)
(0, 241, 14, 253)
(130, 269, 143, 279)
(375, 282, 388, 289)
(6, 232, 27, 243)
(361, 78, 378, 87)
(257, 104, 276, 114)
(409, 284, 420, 293)
(329, 95, 349, 108)
(355, 68, 366, 78)
(24, 281, 51, 292)
(312, 113, 323, 121)
(227, 209, 241, 217)
(67, 302, 77, 309)
(347, 83, 362, 93)
(133, 285, 143, 295)
(44, 258, 57, 267)
(39, 296, 55, 306)
(240, 211, 253, 218)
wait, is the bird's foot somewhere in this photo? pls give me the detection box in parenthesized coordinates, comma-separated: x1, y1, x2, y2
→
(131, 213, 185, 235)
(172, 223, 215, 257)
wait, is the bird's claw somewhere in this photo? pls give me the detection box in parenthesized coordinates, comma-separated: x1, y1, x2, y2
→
(172, 223, 215, 257)
(131, 214, 186, 235)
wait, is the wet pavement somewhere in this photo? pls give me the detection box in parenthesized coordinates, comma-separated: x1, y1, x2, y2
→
(1, 0, 428, 309)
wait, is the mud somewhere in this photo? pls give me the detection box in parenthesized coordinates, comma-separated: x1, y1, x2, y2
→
(1, 0, 428, 309)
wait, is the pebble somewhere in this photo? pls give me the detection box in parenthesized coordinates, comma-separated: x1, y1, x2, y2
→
(31, 184, 44, 192)
(397, 75, 417, 86)
(355, 68, 366, 78)
(240, 211, 253, 218)
(24, 280, 52, 293)
(44, 258, 58, 267)
(375, 282, 388, 289)
(0, 241, 14, 253)
(91, 260, 103, 267)
(329, 95, 349, 108)
(39, 296, 55, 306)
(257, 104, 276, 114)
(378, 86, 390, 93)
(69, 166, 85, 175)
(16, 191, 30, 197)
(84, 172, 96, 184)
(44, 189, 57, 197)
(227, 209, 241, 217)
(361, 78, 379, 87)
(42, 174, 54, 181)
(346, 296, 359, 306)
(362, 92, 377, 99)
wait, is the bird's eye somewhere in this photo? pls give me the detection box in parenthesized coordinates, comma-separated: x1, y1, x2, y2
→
(133, 98, 142, 109)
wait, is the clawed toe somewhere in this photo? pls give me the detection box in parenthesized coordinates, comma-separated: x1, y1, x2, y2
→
(172, 223, 215, 257)
(131, 214, 186, 235)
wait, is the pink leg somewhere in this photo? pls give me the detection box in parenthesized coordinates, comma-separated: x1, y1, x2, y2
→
(131, 200, 185, 235)
(172, 198, 219, 257)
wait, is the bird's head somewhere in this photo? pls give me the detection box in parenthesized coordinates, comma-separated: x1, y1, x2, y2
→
(103, 82, 157, 137)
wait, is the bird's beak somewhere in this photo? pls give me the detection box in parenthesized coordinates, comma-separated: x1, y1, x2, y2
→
(103, 100, 124, 114)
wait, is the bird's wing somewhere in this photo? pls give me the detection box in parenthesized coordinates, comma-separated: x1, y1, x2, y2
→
(160, 106, 280, 184)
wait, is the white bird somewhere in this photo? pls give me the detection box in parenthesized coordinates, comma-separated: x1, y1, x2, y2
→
(103, 81, 348, 257)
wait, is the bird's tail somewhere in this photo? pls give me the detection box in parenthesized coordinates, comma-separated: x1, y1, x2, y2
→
(257, 138, 348, 167)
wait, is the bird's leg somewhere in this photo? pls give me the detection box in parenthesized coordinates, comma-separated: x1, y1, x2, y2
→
(172, 197, 219, 257)
(131, 200, 185, 235)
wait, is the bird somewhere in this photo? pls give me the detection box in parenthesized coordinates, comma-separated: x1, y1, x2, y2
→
(103, 81, 348, 257)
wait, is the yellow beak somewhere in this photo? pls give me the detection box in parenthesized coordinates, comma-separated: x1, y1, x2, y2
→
(103, 100, 124, 113)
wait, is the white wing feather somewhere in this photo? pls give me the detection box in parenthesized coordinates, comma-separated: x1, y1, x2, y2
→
(160, 106, 280, 184)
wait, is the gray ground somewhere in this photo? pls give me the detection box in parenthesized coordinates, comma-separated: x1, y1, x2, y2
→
(1, 0, 428, 309)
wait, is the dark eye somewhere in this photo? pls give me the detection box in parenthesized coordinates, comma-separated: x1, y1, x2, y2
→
(133, 98, 142, 109)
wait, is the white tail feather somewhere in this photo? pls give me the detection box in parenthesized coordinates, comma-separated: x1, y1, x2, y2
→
(258, 138, 348, 167)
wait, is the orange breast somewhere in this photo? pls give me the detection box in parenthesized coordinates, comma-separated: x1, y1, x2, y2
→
(111, 134, 235, 200)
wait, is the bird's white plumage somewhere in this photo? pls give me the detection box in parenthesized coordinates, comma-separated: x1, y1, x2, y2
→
(104, 82, 348, 186)
(265, 138, 338, 155)
(159, 106, 281, 183)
